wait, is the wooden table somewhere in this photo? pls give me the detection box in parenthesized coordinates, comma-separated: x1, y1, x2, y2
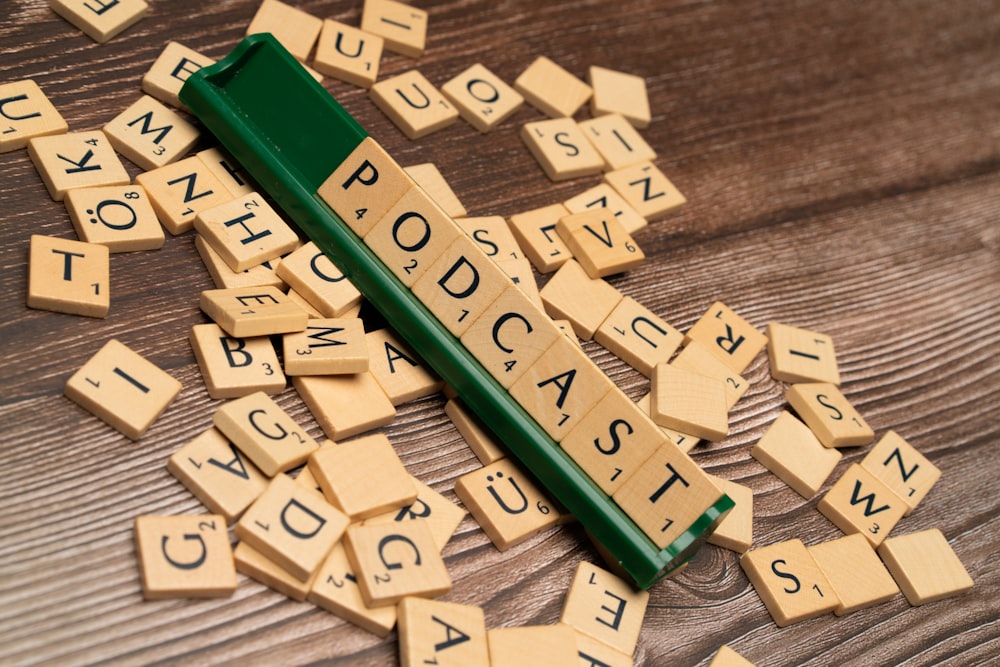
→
(2, 1, 997, 664)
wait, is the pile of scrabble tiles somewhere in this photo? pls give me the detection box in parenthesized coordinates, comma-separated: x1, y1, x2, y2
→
(7, 1, 973, 665)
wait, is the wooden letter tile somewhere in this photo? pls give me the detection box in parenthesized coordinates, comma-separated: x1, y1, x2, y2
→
(189, 323, 285, 399)
(588, 65, 651, 129)
(167, 427, 269, 523)
(817, 463, 907, 547)
(573, 630, 634, 667)
(683, 301, 768, 374)
(64, 338, 181, 440)
(594, 296, 683, 377)
(65, 184, 165, 252)
(275, 241, 363, 317)
(200, 285, 308, 338)
(487, 624, 579, 667)
(521, 117, 605, 181)
(560, 560, 649, 655)
(50, 0, 147, 43)
(134, 514, 236, 599)
(364, 477, 467, 551)
(196, 146, 256, 196)
(603, 161, 685, 220)
(141, 42, 214, 110)
(0, 80, 68, 153)
(750, 410, 841, 499)
(370, 70, 459, 140)
(360, 0, 428, 58)
(565, 182, 648, 234)
(444, 398, 507, 465)
(28, 131, 129, 201)
(292, 371, 396, 440)
(649, 364, 729, 442)
(708, 645, 756, 667)
(766, 322, 840, 385)
(740, 539, 839, 627)
(194, 192, 298, 272)
(135, 155, 232, 235)
(344, 521, 452, 607)
(308, 542, 398, 636)
(578, 114, 656, 171)
(636, 392, 700, 453)
(507, 203, 573, 273)
(671, 340, 749, 409)
(785, 382, 874, 448)
(706, 476, 754, 553)
(366, 328, 442, 405)
(441, 63, 524, 133)
(859, 430, 941, 515)
(234, 540, 318, 602)
(404, 162, 467, 218)
(194, 235, 286, 290)
(27, 234, 109, 318)
(103, 95, 199, 171)
(807, 533, 899, 615)
(514, 56, 592, 118)
(453, 458, 561, 551)
(398, 596, 490, 667)
(213, 391, 318, 476)
(314, 19, 383, 88)
(876, 528, 974, 605)
(540, 259, 624, 340)
(556, 208, 645, 278)
(246, 0, 322, 62)
(455, 215, 525, 263)
(283, 318, 368, 376)
(235, 474, 349, 581)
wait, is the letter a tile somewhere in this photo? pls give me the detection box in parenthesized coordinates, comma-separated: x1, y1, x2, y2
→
(398, 596, 490, 667)
(134, 514, 236, 599)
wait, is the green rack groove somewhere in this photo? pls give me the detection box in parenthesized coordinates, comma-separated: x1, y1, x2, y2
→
(180, 33, 732, 590)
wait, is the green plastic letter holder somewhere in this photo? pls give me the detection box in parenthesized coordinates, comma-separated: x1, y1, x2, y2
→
(181, 34, 731, 589)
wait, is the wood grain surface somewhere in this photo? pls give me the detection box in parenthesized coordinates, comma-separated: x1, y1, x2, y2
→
(1, 1, 998, 665)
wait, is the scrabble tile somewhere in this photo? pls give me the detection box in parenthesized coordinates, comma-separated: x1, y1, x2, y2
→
(750, 410, 841, 499)
(65, 184, 164, 252)
(246, 0, 322, 62)
(412, 235, 513, 337)
(134, 514, 236, 600)
(308, 433, 417, 520)
(441, 62, 524, 133)
(142, 42, 214, 110)
(560, 389, 668, 495)
(612, 443, 723, 549)
(64, 338, 181, 440)
(213, 391, 318, 476)
(366, 328, 443, 405)
(876, 529, 974, 605)
(521, 118, 605, 181)
(282, 318, 368, 376)
(766, 322, 840, 385)
(0, 80, 68, 153)
(860, 430, 941, 515)
(708, 645, 755, 667)
(706, 477, 753, 553)
(603, 161, 685, 220)
(444, 398, 507, 464)
(507, 203, 573, 273)
(364, 477, 467, 551)
(514, 56, 592, 119)
(135, 155, 232, 235)
(554, 319, 583, 347)
(683, 302, 768, 374)
(456, 215, 524, 263)
(785, 382, 874, 448)
(27, 234, 109, 318)
(556, 208, 645, 278)
(636, 393, 699, 453)
(649, 364, 729, 442)
(588, 66, 650, 129)
(50, 0, 147, 43)
(167, 427, 269, 523)
(405, 162, 467, 218)
(398, 597, 489, 667)
(292, 371, 396, 440)
(818, 464, 907, 547)
(540, 259, 624, 340)
(189, 323, 284, 399)
(565, 183, 648, 234)
(317, 137, 411, 237)
(360, 0, 428, 58)
(103, 95, 199, 171)
(234, 540, 318, 602)
(28, 131, 129, 201)
(365, 186, 463, 287)
(594, 297, 682, 377)
(274, 241, 363, 317)
(314, 19, 383, 88)
(671, 340, 749, 409)
(509, 335, 615, 441)
(195, 235, 286, 290)
(370, 70, 459, 140)
(197, 146, 256, 196)
(194, 192, 298, 272)
(344, 521, 452, 607)
(578, 114, 656, 172)
(740, 539, 838, 627)
(286, 288, 325, 318)
(494, 255, 542, 305)
(572, 630, 634, 667)
(236, 474, 349, 581)
(200, 285, 308, 338)
(454, 458, 561, 551)
(807, 533, 899, 615)
(460, 285, 562, 388)
(560, 560, 649, 655)
(308, 541, 398, 636)
(487, 624, 578, 667)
